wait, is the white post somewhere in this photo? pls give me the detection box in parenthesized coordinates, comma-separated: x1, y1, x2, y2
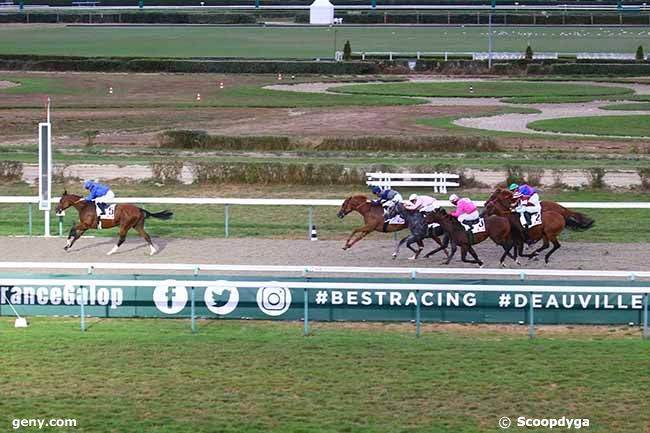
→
(38, 97, 52, 237)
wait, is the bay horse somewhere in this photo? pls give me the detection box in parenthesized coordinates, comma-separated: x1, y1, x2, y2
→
(486, 188, 565, 263)
(337, 195, 410, 250)
(386, 202, 448, 260)
(55, 191, 173, 256)
(486, 187, 595, 230)
(425, 207, 516, 267)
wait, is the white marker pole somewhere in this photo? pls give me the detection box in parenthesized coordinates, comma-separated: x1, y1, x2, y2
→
(39, 97, 52, 237)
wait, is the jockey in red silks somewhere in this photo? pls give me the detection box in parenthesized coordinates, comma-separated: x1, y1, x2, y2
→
(449, 193, 480, 231)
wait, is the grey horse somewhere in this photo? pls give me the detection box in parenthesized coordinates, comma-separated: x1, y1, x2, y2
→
(386, 202, 448, 260)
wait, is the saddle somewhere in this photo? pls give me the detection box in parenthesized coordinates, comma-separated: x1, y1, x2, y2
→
(461, 218, 486, 234)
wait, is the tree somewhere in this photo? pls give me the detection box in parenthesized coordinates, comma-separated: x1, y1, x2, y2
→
(343, 40, 352, 61)
(636, 45, 645, 61)
(525, 45, 533, 61)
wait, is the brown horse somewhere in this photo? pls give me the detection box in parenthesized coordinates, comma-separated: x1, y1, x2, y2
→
(337, 195, 409, 250)
(486, 188, 565, 263)
(425, 207, 516, 267)
(486, 187, 595, 230)
(55, 191, 173, 256)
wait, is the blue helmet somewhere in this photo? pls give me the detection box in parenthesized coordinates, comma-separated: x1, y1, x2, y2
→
(370, 186, 382, 194)
(84, 180, 94, 190)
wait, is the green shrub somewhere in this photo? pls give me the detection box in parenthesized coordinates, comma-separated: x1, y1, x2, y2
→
(586, 167, 606, 189)
(525, 45, 533, 61)
(151, 160, 184, 184)
(505, 166, 526, 186)
(319, 136, 500, 152)
(637, 167, 650, 190)
(157, 130, 210, 148)
(343, 40, 352, 61)
(0, 161, 23, 182)
(552, 63, 650, 75)
(636, 45, 645, 61)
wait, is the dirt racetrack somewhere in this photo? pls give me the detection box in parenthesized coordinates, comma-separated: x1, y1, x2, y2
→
(1, 237, 648, 274)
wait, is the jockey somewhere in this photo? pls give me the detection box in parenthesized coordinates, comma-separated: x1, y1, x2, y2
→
(514, 184, 541, 228)
(449, 193, 480, 231)
(83, 180, 115, 216)
(370, 185, 403, 218)
(404, 193, 439, 213)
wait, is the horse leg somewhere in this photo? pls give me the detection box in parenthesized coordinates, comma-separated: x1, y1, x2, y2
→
(425, 234, 449, 259)
(462, 246, 484, 267)
(529, 236, 550, 260)
(64, 224, 87, 251)
(135, 218, 157, 255)
(107, 226, 129, 256)
(544, 238, 561, 264)
(406, 236, 423, 260)
(392, 235, 410, 259)
(444, 241, 458, 265)
(343, 228, 371, 250)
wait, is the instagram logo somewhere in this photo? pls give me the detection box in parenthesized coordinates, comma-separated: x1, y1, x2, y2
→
(256, 286, 291, 316)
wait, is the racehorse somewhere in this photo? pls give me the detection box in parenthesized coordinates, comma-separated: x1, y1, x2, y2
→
(55, 191, 173, 256)
(486, 188, 565, 263)
(486, 187, 595, 230)
(425, 207, 516, 267)
(337, 195, 411, 250)
(386, 202, 448, 260)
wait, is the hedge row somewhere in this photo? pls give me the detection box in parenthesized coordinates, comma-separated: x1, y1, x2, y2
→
(0, 12, 257, 23)
(4, 11, 644, 25)
(548, 63, 650, 75)
(16, 0, 642, 5)
(155, 131, 501, 152)
(294, 11, 650, 25)
(0, 55, 379, 74)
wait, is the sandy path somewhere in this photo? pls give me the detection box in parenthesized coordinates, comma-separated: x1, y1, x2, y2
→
(0, 80, 18, 89)
(1, 237, 648, 275)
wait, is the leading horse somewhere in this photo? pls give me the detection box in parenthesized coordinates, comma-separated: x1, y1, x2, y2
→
(55, 191, 173, 256)
(337, 195, 409, 250)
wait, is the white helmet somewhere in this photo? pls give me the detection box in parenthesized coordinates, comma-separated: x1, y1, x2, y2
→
(408, 193, 418, 201)
(449, 194, 459, 203)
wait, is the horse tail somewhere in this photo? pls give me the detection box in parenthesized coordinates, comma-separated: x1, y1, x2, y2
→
(140, 208, 174, 220)
(564, 210, 595, 230)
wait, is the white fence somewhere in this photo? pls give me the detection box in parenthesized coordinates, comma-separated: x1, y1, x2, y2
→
(355, 51, 641, 61)
(1, 196, 650, 237)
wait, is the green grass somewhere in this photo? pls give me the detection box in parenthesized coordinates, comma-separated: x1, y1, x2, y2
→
(1, 183, 649, 242)
(330, 81, 633, 99)
(0, 76, 423, 109)
(1, 318, 649, 433)
(0, 25, 649, 58)
(528, 115, 650, 137)
(601, 102, 650, 110)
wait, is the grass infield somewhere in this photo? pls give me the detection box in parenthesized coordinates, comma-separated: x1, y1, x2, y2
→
(0, 25, 649, 58)
(1, 318, 649, 433)
(330, 81, 633, 101)
(528, 115, 650, 138)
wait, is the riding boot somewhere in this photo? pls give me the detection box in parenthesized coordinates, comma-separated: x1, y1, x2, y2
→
(523, 226, 534, 245)
(524, 212, 533, 227)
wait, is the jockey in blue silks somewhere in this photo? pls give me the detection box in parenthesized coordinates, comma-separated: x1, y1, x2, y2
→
(370, 185, 403, 219)
(83, 180, 115, 216)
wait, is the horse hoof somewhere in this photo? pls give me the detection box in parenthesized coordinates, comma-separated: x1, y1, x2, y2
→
(500, 262, 506, 268)
(515, 259, 521, 266)
(479, 264, 484, 268)
(408, 256, 417, 261)
(63, 246, 69, 251)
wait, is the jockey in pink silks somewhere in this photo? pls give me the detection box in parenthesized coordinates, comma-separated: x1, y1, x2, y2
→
(403, 193, 439, 213)
(449, 193, 480, 231)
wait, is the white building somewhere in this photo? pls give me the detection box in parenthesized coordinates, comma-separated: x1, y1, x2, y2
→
(309, 0, 334, 24)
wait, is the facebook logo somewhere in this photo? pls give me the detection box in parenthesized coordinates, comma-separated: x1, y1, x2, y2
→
(153, 282, 188, 314)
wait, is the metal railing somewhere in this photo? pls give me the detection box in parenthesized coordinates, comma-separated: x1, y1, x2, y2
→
(1, 196, 650, 237)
